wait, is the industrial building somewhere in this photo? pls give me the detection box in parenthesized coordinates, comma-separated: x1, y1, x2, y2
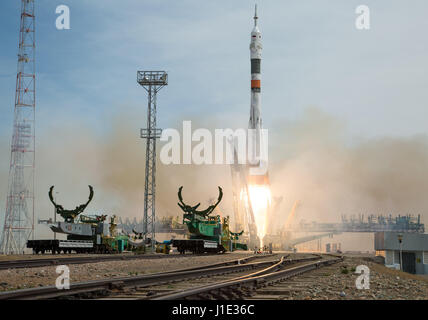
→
(375, 232, 428, 275)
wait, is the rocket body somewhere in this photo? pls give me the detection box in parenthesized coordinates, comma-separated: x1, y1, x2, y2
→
(249, 16, 262, 131)
(248, 7, 269, 185)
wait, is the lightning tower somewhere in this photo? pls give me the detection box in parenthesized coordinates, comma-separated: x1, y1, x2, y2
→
(137, 71, 167, 248)
(1, 0, 36, 254)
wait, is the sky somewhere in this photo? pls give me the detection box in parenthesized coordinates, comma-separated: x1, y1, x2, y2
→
(1, 0, 428, 246)
(1, 1, 428, 138)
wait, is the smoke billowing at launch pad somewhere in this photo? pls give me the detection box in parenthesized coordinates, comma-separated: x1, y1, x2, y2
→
(1, 107, 427, 252)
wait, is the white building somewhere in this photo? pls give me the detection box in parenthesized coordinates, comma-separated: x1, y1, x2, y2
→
(374, 232, 428, 274)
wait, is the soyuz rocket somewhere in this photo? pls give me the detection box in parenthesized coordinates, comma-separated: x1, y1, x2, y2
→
(247, 5, 269, 186)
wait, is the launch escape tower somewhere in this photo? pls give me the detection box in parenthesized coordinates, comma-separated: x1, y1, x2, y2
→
(137, 71, 168, 248)
(1, 0, 36, 254)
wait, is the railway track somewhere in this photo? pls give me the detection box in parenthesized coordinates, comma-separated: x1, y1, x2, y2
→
(248, 257, 345, 300)
(0, 253, 276, 300)
(150, 254, 342, 300)
(111, 254, 321, 300)
(0, 253, 341, 300)
(0, 252, 254, 271)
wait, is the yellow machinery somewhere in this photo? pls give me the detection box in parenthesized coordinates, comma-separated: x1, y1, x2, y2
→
(156, 243, 171, 254)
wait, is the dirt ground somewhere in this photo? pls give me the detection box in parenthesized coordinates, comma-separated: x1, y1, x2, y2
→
(273, 256, 428, 300)
(0, 251, 254, 291)
(0, 252, 427, 300)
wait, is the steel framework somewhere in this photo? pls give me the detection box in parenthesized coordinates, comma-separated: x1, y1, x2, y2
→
(1, 0, 36, 254)
(137, 71, 167, 248)
(229, 139, 260, 250)
(291, 214, 425, 234)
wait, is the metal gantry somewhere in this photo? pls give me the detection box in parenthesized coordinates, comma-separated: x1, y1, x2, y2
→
(137, 71, 167, 248)
(290, 214, 425, 233)
(1, 0, 36, 254)
(229, 139, 260, 250)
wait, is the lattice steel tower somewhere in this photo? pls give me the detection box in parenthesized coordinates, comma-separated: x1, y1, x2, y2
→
(137, 71, 167, 248)
(1, 0, 36, 254)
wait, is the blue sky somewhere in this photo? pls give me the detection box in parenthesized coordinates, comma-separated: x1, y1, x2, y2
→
(1, 1, 428, 242)
(1, 0, 428, 139)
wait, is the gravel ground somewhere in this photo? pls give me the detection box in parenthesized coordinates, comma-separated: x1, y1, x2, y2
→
(0, 252, 254, 291)
(271, 256, 428, 300)
(1, 252, 427, 300)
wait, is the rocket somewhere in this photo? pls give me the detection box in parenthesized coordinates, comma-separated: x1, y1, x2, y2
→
(248, 5, 269, 185)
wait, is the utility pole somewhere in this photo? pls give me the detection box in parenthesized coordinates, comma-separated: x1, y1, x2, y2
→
(398, 234, 403, 271)
(1, 0, 36, 254)
(137, 71, 167, 250)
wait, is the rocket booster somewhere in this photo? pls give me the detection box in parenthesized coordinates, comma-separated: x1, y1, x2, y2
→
(248, 5, 269, 185)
